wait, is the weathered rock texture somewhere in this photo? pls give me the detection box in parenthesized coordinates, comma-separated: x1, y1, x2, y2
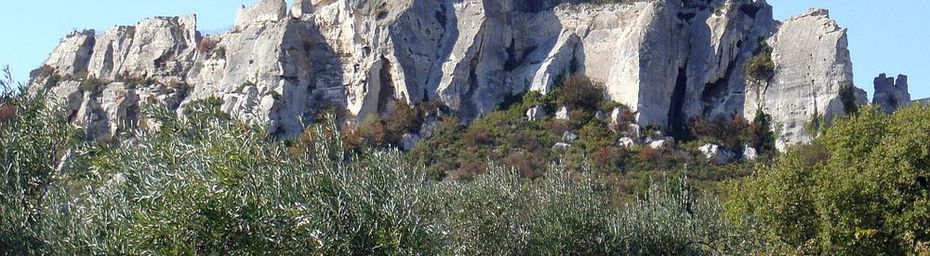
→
(873, 73, 910, 113)
(29, 0, 885, 148)
(744, 9, 867, 151)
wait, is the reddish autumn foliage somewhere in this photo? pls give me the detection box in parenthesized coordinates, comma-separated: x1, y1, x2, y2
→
(0, 104, 15, 122)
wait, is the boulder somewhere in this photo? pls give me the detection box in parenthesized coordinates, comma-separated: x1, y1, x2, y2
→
(743, 145, 759, 161)
(99, 83, 139, 137)
(561, 131, 578, 143)
(418, 118, 441, 139)
(555, 107, 570, 121)
(699, 144, 737, 164)
(526, 105, 546, 121)
(618, 137, 638, 149)
(552, 142, 571, 151)
(648, 140, 670, 150)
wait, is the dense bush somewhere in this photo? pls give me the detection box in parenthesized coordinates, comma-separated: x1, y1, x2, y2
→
(554, 75, 607, 110)
(745, 41, 775, 82)
(0, 88, 769, 254)
(0, 67, 81, 254)
(726, 105, 930, 255)
(688, 112, 774, 154)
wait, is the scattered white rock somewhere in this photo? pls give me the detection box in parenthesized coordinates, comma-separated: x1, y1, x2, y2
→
(648, 140, 670, 150)
(699, 144, 737, 164)
(618, 137, 638, 149)
(743, 145, 759, 161)
(555, 107, 570, 121)
(609, 108, 630, 127)
(526, 105, 546, 121)
(552, 142, 571, 151)
(561, 131, 578, 142)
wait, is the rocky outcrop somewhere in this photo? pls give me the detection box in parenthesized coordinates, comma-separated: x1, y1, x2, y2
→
(745, 9, 867, 151)
(40, 30, 96, 77)
(873, 73, 910, 113)
(29, 0, 883, 149)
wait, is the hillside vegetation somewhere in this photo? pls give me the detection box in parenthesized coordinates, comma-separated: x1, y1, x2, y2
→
(2, 66, 929, 254)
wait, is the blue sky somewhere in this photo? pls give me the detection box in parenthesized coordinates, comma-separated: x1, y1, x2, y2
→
(769, 0, 929, 99)
(0, 0, 926, 98)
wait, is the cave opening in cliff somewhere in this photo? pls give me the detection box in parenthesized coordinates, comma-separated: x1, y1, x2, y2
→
(377, 57, 397, 116)
(668, 67, 689, 138)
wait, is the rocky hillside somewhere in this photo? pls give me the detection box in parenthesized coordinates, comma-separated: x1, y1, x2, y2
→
(28, 0, 905, 151)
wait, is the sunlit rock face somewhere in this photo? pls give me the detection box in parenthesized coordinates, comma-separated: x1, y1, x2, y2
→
(29, 0, 879, 147)
(747, 9, 866, 151)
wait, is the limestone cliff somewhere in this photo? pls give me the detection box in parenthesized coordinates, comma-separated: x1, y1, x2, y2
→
(744, 9, 868, 151)
(29, 0, 883, 150)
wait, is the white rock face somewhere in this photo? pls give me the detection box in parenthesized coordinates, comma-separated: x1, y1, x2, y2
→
(41, 30, 96, 77)
(747, 9, 861, 152)
(699, 144, 737, 164)
(29, 0, 875, 146)
(236, 0, 287, 30)
(99, 83, 139, 137)
(289, 0, 313, 18)
(48, 81, 83, 117)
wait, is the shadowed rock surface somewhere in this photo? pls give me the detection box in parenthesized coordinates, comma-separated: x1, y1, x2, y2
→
(873, 73, 910, 114)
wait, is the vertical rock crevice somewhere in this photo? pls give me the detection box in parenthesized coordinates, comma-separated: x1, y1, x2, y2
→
(668, 67, 689, 137)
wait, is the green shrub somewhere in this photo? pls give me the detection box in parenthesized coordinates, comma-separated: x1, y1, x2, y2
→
(0, 69, 79, 254)
(726, 105, 930, 254)
(839, 82, 860, 115)
(745, 41, 775, 81)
